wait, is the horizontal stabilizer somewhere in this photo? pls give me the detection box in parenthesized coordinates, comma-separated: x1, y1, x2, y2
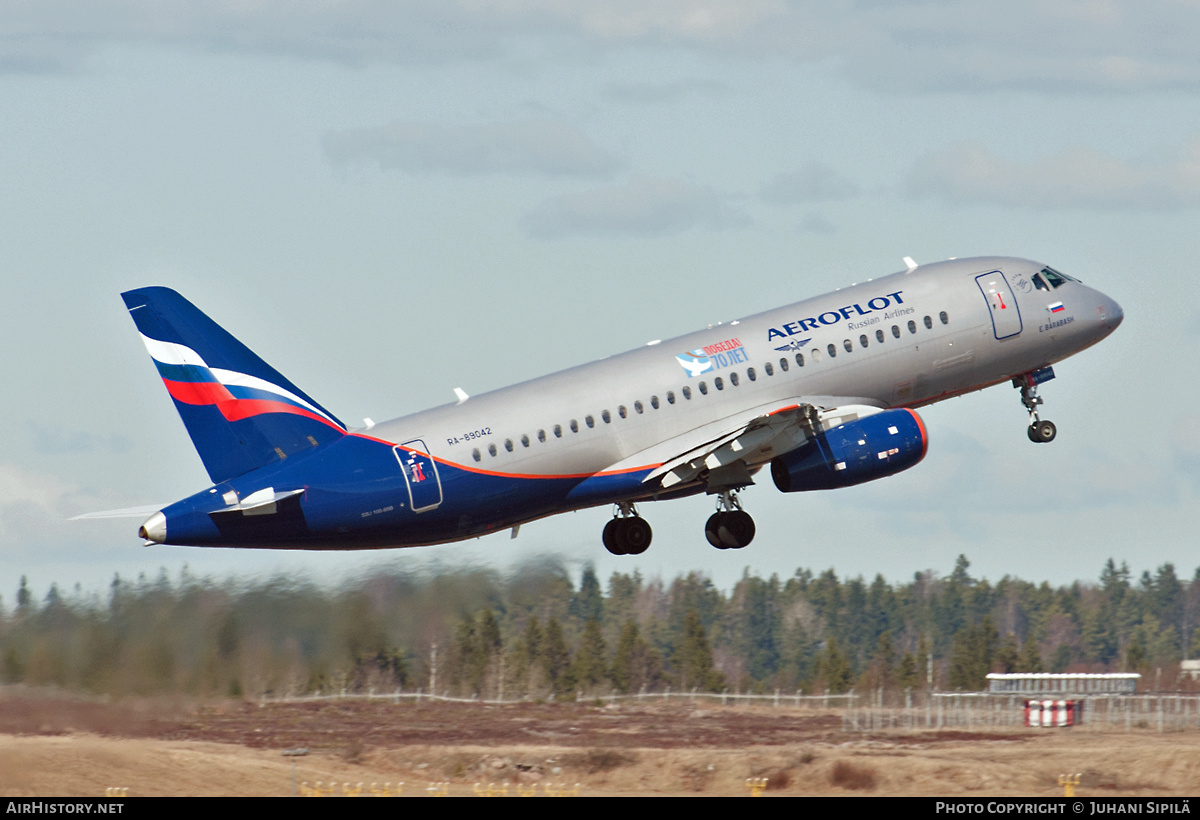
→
(209, 487, 305, 517)
(70, 504, 166, 521)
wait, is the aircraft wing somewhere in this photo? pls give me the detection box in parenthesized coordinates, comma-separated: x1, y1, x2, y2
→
(601, 396, 888, 492)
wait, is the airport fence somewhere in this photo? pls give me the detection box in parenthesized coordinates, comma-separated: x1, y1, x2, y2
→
(263, 688, 1200, 732)
(842, 692, 1200, 732)
(264, 687, 857, 709)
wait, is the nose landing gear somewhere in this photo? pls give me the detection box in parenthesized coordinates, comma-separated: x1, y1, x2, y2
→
(1015, 368, 1056, 443)
(602, 501, 652, 555)
(705, 488, 755, 550)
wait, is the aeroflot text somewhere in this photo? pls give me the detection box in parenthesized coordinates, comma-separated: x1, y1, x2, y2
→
(767, 291, 905, 341)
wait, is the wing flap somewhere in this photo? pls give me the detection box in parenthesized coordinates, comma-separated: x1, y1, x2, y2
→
(598, 395, 888, 493)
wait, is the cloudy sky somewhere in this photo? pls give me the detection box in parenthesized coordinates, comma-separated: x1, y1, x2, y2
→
(4, 1, 1199, 601)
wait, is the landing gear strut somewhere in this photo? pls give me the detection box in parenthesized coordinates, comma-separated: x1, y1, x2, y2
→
(602, 501, 652, 555)
(1015, 368, 1056, 443)
(705, 488, 755, 550)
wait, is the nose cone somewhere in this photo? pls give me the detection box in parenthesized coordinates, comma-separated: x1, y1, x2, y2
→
(139, 510, 167, 544)
(1107, 296, 1124, 329)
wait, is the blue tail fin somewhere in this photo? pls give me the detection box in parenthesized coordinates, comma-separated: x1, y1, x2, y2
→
(122, 287, 346, 484)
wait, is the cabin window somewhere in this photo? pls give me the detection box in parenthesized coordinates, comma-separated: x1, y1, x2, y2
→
(876, 329, 885, 343)
(682, 386, 691, 400)
(537, 429, 546, 443)
(827, 343, 837, 358)
(586, 415, 595, 428)
(908, 320, 917, 334)
(488, 443, 498, 457)
(714, 377, 724, 390)
(635, 400, 644, 414)
(892, 325, 901, 339)
(667, 391, 676, 404)
(730, 371, 740, 386)
(554, 424, 563, 438)
(602, 410, 611, 423)
(650, 395, 660, 409)
(924, 315, 933, 330)
(747, 367, 756, 381)
(940, 311, 949, 325)
(617, 405, 626, 419)
(764, 362, 774, 376)
(472, 448, 481, 462)
(570, 419, 579, 433)
(698, 381, 708, 395)
(520, 434, 530, 448)
(844, 339, 853, 353)
(779, 357, 789, 372)
(504, 438, 514, 452)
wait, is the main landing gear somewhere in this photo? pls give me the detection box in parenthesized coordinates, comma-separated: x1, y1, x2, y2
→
(705, 488, 755, 550)
(1015, 368, 1057, 443)
(603, 501, 652, 555)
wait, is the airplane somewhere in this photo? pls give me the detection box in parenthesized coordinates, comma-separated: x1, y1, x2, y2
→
(116, 256, 1122, 556)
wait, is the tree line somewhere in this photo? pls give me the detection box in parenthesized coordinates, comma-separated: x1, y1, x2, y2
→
(2, 555, 1198, 700)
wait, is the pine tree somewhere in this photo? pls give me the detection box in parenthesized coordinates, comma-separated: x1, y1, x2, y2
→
(542, 617, 574, 698)
(572, 618, 608, 693)
(815, 636, 852, 693)
(677, 608, 723, 692)
(611, 620, 664, 694)
(570, 565, 604, 624)
(1018, 632, 1044, 673)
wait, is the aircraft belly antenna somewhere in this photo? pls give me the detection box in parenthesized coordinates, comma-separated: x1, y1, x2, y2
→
(904, 256, 918, 271)
(454, 388, 469, 404)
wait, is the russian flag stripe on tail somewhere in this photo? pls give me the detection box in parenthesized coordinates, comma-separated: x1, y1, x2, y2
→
(123, 287, 345, 484)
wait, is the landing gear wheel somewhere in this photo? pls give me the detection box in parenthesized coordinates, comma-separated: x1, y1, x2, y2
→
(622, 517, 652, 555)
(718, 510, 755, 549)
(603, 506, 652, 556)
(1016, 371, 1058, 443)
(705, 510, 755, 549)
(603, 518, 625, 555)
(705, 513, 725, 549)
(1029, 420, 1057, 443)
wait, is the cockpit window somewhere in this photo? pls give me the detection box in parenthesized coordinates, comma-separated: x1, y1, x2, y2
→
(1040, 267, 1078, 288)
(1032, 273, 1050, 291)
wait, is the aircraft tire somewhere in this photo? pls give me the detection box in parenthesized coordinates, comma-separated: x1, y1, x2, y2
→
(603, 519, 626, 555)
(705, 513, 726, 548)
(1031, 420, 1057, 443)
(623, 517, 652, 555)
(719, 510, 755, 549)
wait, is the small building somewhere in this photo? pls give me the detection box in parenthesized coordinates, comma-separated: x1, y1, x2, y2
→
(986, 672, 1140, 695)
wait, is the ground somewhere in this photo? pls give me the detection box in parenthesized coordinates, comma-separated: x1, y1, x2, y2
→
(1, 692, 1198, 797)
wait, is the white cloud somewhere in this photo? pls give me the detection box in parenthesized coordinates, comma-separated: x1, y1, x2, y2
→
(0, 464, 93, 557)
(520, 176, 751, 238)
(793, 213, 837, 235)
(907, 138, 1200, 210)
(476, 0, 789, 39)
(601, 78, 727, 104)
(760, 164, 861, 204)
(323, 120, 622, 178)
(6, 1, 1200, 94)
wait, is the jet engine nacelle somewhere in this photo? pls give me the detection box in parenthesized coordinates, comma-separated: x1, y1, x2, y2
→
(771, 408, 928, 492)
